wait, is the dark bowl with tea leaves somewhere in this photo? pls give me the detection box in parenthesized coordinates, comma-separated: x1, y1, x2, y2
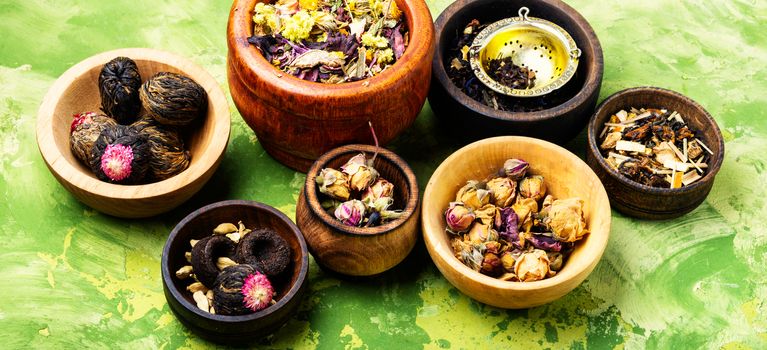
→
(429, 0, 604, 144)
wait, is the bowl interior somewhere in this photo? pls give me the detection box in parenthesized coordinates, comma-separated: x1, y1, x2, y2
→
(435, 0, 597, 118)
(423, 136, 611, 291)
(40, 48, 229, 196)
(588, 87, 725, 193)
(305, 145, 418, 235)
(164, 201, 307, 319)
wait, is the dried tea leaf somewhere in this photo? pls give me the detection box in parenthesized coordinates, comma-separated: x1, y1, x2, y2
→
(291, 49, 345, 69)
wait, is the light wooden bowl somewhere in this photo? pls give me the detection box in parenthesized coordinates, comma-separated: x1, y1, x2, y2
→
(36, 48, 230, 218)
(585, 87, 725, 219)
(161, 200, 309, 344)
(422, 136, 611, 308)
(227, 0, 434, 172)
(296, 145, 420, 276)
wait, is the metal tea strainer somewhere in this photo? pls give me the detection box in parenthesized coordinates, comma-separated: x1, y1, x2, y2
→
(468, 7, 581, 97)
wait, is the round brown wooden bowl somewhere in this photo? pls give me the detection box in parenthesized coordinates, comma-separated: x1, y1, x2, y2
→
(586, 87, 725, 220)
(36, 48, 230, 218)
(296, 144, 420, 276)
(161, 200, 309, 344)
(429, 0, 603, 144)
(227, 0, 434, 172)
(422, 136, 611, 309)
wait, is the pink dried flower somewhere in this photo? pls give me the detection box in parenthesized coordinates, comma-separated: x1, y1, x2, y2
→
(70, 111, 98, 133)
(334, 199, 366, 226)
(241, 271, 274, 312)
(100, 143, 134, 181)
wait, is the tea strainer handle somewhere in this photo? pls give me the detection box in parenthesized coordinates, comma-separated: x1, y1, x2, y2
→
(518, 7, 530, 21)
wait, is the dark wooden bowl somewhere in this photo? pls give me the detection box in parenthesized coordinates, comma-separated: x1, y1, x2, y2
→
(585, 87, 725, 219)
(296, 145, 420, 276)
(429, 0, 603, 144)
(227, 0, 434, 172)
(161, 200, 309, 344)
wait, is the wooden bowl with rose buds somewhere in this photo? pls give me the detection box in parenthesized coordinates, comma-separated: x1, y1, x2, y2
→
(161, 200, 309, 344)
(296, 144, 420, 276)
(421, 136, 611, 309)
(36, 48, 230, 218)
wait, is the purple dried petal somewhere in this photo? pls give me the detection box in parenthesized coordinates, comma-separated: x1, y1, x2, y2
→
(392, 25, 405, 59)
(247, 35, 278, 61)
(528, 233, 563, 252)
(495, 207, 521, 249)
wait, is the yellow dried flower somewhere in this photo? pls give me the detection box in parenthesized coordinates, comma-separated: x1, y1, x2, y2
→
(253, 3, 280, 35)
(299, 0, 320, 11)
(547, 198, 589, 242)
(361, 33, 390, 48)
(281, 10, 315, 42)
(377, 48, 394, 64)
(372, 0, 402, 20)
(486, 177, 516, 207)
(514, 249, 551, 282)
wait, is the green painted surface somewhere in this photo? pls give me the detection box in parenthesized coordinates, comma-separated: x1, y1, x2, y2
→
(1, 0, 765, 348)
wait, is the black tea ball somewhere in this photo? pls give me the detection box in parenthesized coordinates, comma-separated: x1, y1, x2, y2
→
(130, 115, 191, 180)
(98, 57, 142, 124)
(69, 111, 117, 165)
(140, 72, 208, 126)
(89, 125, 150, 184)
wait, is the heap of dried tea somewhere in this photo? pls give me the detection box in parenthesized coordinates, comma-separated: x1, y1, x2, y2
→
(69, 56, 207, 185)
(598, 107, 712, 188)
(446, 19, 577, 112)
(176, 221, 293, 315)
(444, 159, 589, 282)
(247, 0, 409, 83)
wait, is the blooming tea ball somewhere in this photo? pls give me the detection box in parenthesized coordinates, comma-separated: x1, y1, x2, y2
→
(69, 111, 117, 165)
(98, 57, 142, 124)
(130, 115, 191, 181)
(89, 125, 150, 184)
(140, 72, 208, 126)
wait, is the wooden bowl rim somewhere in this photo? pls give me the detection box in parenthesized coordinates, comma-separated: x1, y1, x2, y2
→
(227, 0, 434, 102)
(304, 144, 420, 236)
(422, 136, 611, 291)
(161, 200, 310, 322)
(586, 86, 725, 195)
(431, 0, 604, 123)
(35, 47, 231, 200)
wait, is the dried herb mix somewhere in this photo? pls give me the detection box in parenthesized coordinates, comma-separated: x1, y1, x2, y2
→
(176, 221, 292, 315)
(69, 56, 207, 185)
(598, 107, 712, 188)
(446, 19, 578, 112)
(247, 0, 409, 83)
(444, 159, 589, 282)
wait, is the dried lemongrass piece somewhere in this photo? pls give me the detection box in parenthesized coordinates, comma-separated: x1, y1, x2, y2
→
(667, 142, 688, 162)
(216, 257, 238, 270)
(615, 110, 628, 122)
(695, 138, 714, 155)
(663, 160, 691, 172)
(682, 171, 702, 185)
(616, 140, 647, 153)
(193, 290, 209, 312)
(175, 265, 194, 279)
(621, 111, 652, 125)
(687, 140, 703, 160)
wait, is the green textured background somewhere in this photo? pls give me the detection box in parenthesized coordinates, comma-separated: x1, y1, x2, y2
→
(1, 0, 765, 348)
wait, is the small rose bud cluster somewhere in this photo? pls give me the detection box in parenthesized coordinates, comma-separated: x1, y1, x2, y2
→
(316, 153, 402, 227)
(444, 158, 589, 282)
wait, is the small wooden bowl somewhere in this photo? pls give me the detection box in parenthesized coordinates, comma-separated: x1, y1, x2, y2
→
(296, 145, 420, 276)
(585, 87, 725, 219)
(161, 200, 309, 344)
(36, 48, 230, 218)
(429, 0, 604, 144)
(422, 136, 611, 309)
(227, 0, 434, 172)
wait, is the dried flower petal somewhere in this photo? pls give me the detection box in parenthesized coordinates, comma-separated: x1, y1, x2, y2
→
(502, 158, 529, 181)
(545, 198, 589, 243)
(486, 177, 516, 207)
(514, 249, 551, 282)
(361, 178, 394, 205)
(467, 223, 498, 244)
(455, 180, 490, 210)
(341, 153, 379, 191)
(334, 199, 366, 226)
(445, 202, 475, 234)
(316, 168, 351, 201)
(519, 175, 547, 202)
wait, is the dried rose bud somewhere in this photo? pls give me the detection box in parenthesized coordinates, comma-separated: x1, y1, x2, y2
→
(445, 202, 475, 234)
(467, 223, 498, 244)
(241, 271, 275, 312)
(455, 180, 490, 210)
(361, 178, 394, 204)
(334, 199, 366, 226)
(547, 252, 564, 271)
(459, 244, 485, 272)
(486, 177, 516, 207)
(514, 249, 551, 282)
(500, 251, 516, 272)
(316, 168, 351, 201)
(502, 159, 529, 181)
(480, 252, 503, 276)
(341, 153, 379, 191)
(546, 198, 589, 242)
(484, 241, 503, 255)
(511, 197, 538, 231)
(473, 204, 499, 226)
(519, 175, 547, 202)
